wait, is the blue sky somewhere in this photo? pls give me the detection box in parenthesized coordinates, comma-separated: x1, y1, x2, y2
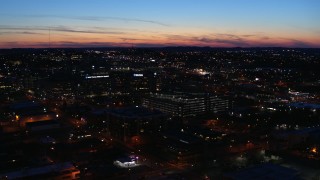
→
(0, 0, 319, 48)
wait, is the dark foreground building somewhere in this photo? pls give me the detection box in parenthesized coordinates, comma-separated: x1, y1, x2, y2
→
(0, 162, 80, 180)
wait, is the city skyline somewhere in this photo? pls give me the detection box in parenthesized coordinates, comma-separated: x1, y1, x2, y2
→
(1, 0, 320, 48)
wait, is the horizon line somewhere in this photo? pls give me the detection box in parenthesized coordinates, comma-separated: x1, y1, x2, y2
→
(1, 46, 319, 50)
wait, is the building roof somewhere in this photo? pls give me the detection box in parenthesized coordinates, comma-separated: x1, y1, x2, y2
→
(18, 111, 55, 117)
(148, 92, 211, 103)
(25, 120, 59, 127)
(9, 101, 41, 110)
(91, 109, 110, 115)
(286, 127, 320, 136)
(109, 107, 164, 119)
(162, 131, 201, 145)
(224, 163, 300, 180)
(0, 162, 76, 179)
(288, 102, 320, 109)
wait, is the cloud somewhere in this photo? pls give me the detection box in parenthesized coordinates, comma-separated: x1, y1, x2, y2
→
(214, 33, 242, 40)
(0, 31, 44, 35)
(285, 38, 314, 48)
(70, 16, 170, 27)
(53, 41, 119, 47)
(196, 36, 250, 47)
(52, 26, 124, 34)
(1, 25, 318, 48)
(164, 33, 252, 47)
(260, 36, 271, 40)
(0, 41, 130, 48)
(0, 40, 182, 48)
(0, 25, 125, 35)
(0, 14, 170, 27)
(120, 37, 152, 42)
(163, 33, 319, 47)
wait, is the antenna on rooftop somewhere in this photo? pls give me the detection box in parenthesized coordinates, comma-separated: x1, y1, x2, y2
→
(49, 27, 51, 49)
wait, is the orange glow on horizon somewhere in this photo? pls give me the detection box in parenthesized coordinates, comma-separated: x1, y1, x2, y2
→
(1, 29, 320, 48)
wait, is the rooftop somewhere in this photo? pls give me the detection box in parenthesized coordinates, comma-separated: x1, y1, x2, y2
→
(288, 102, 320, 109)
(9, 101, 41, 110)
(109, 107, 165, 118)
(0, 162, 76, 179)
(224, 163, 300, 180)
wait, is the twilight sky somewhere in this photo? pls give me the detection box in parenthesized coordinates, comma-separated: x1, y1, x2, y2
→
(0, 0, 319, 48)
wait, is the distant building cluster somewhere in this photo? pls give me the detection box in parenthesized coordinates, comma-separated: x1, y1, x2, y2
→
(0, 47, 319, 179)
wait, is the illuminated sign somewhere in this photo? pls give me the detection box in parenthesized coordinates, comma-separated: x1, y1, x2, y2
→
(179, 139, 189, 144)
(86, 75, 109, 79)
(133, 74, 143, 77)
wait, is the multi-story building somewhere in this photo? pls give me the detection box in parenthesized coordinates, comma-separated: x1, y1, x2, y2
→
(142, 93, 229, 117)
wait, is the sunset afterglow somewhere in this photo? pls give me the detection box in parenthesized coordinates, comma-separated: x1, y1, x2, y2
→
(1, 0, 319, 48)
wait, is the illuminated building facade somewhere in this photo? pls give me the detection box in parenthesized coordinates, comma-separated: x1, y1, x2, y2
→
(142, 93, 229, 117)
